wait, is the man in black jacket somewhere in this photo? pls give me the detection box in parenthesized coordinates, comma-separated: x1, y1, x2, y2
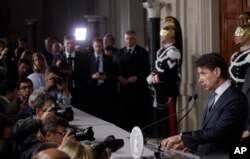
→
(116, 30, 151, 131)
(161, 53, 249, 158)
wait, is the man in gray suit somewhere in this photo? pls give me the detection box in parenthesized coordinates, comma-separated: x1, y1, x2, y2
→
(161, 53, 248, 158)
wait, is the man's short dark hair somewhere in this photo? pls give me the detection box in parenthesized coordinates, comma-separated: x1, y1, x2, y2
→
(18, 58, 32, 67)
(17, 78, 33, 90)
(31, 142, 58, 159)
(33, 93, 55, 108)
(104, 33, 115, 43)
(125, 30, 136, 35)
(47, 66, 60, 75)
(18, 37, 28, 43)
(92, 37, 103, 44)
(0, 79, 16, 96)
(195, 52, 228, 79)
(41, 116, 69, 134)
(64, 34, 76, 41)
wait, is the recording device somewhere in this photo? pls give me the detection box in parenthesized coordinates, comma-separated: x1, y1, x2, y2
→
(99, 72, 104, 76)
(67, 126, 95, 141)
(177, 94, 198, 124)
(53, 76, 64, 85)
(51, 105, 74, 121)
(21, 95, 29, 104)
(93, 135, 124, 159)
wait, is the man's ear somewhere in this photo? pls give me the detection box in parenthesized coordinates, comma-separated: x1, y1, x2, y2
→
(44, 131, 52, 138)
(214, 67, 221, 77)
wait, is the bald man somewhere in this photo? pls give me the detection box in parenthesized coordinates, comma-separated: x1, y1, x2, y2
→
(33, 148, 70, 159)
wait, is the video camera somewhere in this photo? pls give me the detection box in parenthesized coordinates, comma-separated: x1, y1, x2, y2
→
(53, 76, 64, 85)
(67, 126, 95, 141)
(93, 135, 124, 158)
(51, 105, 74, 121)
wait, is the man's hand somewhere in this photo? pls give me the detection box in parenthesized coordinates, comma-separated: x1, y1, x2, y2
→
(62, 131, 76, 142)
(161, 134, 185, 150)
(39, 107, 55, 122)
(92, 72, 107, 80)
(128, 76, 137, 83)
(118, 76, 128, 85)
(242, 130, 250, 139)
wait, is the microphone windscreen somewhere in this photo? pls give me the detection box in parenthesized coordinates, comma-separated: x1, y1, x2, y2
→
(188, 96, 193, 102)
(193, 94, 198, 100)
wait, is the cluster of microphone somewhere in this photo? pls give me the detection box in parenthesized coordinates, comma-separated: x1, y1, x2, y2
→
(141, 94, 198, 132)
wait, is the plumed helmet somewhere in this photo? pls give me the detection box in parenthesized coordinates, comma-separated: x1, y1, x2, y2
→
(235, 12, 250, 37)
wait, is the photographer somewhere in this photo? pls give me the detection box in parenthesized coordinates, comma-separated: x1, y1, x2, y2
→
(35, 66, 72, 106)
(20, 116, 75, 159)
(14, 93, 56, 147)
(5, 78, 34, 122)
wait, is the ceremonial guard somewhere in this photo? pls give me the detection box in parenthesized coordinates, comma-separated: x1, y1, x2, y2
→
(147, 16, 183, 137)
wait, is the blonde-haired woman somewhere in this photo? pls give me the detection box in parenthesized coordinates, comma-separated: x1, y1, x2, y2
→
(27, 52, 47, 89)
(58, 140, 94, 159)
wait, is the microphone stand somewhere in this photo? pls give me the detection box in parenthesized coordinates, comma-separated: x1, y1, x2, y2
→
(141, 95, 197, 158)
(141, 96, 193, 132)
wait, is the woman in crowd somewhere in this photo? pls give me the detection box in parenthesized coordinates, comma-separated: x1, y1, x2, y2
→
(58, 140, 94, 159)
(27, 52, 47, 89)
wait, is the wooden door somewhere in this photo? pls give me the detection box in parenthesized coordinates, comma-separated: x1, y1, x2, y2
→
(220, 0, 250, 66)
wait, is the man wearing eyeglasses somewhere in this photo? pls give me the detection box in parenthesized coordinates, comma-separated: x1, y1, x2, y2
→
(19, 115, 75, 159)
(14, 93, 56, 144)
(5, 78, 34, 122)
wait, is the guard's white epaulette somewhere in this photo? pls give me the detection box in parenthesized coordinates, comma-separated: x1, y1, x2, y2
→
(229, 49, 250, 83)
(157, 46, 181, 60)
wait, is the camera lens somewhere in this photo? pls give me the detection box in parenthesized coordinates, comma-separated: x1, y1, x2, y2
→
(75, 127, 95, 141)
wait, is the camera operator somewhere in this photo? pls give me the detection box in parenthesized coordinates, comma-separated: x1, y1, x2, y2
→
(5, 78, 34, 122)
(14, 93, 56, 147)
(35, 66, 72, 106)
(92, 135, 124, 159)
(20, 116, 75, 159)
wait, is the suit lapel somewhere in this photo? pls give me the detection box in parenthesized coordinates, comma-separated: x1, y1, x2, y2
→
(202, 86, 232, 129)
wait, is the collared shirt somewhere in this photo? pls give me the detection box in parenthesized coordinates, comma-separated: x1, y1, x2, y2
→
(65, 51, 75, 70)
(127, 46, 136, 54)
(65, 51, 75, 58)
(0, 95, 10, 103)
(94, 53, 103, 72)
(94, 53, 104, 84)
(214, 80, 231, 104)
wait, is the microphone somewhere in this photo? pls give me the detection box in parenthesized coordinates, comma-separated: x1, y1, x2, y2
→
(177, 94, 198, 123)
(141, 95, 194, 132)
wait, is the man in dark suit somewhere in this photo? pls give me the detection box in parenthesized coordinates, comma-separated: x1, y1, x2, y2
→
(116, 30, 151, 131)
(161, 53, 248, 158)
(88, 38, 118, 122)
(59, 34, 90, 111)
(0, 79, 17, 113)
(5, 78, 34, 122)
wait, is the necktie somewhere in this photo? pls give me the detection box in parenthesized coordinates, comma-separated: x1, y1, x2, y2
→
(128, 49, 132, 54)
(207, 92, 217, 111)
(95, 56, 100, 72)
(68, 54, 73, 70)
(67, 54, 74, 89)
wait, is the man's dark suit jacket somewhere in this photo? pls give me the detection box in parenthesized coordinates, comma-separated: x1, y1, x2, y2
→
(0, 96, 9, 113)
(59, 51, 90, 110)
(116, 44, 151, 131)
(89, 52, 118, 85)
(88, 52, 118, 121)
(181, 85, 248, 157)
(243, 67, 250, 130)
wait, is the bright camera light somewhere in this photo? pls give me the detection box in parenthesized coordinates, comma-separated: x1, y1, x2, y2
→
(74, 28, 87, 40)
